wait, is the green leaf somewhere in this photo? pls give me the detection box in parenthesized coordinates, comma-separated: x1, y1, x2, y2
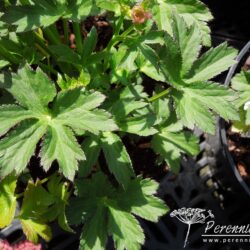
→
(4, 65, 56, 115)
(44, 175, 73, 232)
(19, 181, 54, 243)
(172, 82, 239, 133)
(0, 65, 117, 179)
(108, 206, 144, 250)
(0, 174, 17, 228)
(185, 43, 238, 82)
(152, 0, 213, 46)
(172, 13, 201, 76)
(81, 27, 98, 65)
(96, 0, 121, 15)
(53, 89, 118, 135)
(67, 172, 168, 250)
(101, 132, 134, 189)
(138, 43, 159, 72)
(79, 136, 101, 177)
(117, 177, 169, 222)
(1, 2, 61, 32)
(140, 60, 165, 82)
(108, 85, 148, 120)
(159, 33, 183, 86)
(0, 120, 47, 176)
(0, 60, 9, 69)
(231, 70, 250, 129)
(40, 124, 85, 181)
(49, 44, 81, 66)
(0, 105, 33, 136)
(152, 129, 199, 172)
(79, 205, 108, 250)
(66, 0, 97, 22)
(20, 219, 52, 243)
(158, 15, 239, 134)
(231, 70, 250, 108)
(119, 114, 158, 136)
(1, 0, 96, 32)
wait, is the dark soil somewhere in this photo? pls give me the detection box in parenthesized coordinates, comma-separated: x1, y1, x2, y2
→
(227, 128, 250, 184)
(226, 55, 250, 185)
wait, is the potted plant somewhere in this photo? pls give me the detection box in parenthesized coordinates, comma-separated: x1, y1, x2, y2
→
(220, 41, 250, 197)
(0, 0, 240, 249)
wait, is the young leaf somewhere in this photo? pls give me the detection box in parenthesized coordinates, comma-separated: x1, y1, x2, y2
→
(18, 181, 54, 243)
(0, 174, 17, 228)
(231, 70, 250, 127)
(67, 172, 168, 250)
(101, 132, 135, 189)
(43, 175, 73, 232)
(231, 70, 250, 108)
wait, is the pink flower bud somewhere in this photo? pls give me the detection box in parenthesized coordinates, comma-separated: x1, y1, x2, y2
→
(131, 5, 152, 24)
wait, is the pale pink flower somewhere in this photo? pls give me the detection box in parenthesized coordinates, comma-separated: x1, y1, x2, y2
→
(131, 5, 152, 24)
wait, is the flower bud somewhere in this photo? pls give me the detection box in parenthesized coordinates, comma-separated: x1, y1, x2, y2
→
(131, 5, 152, 24)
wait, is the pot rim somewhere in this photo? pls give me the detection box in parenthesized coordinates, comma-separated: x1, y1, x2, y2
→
(219, 41, 250, 197)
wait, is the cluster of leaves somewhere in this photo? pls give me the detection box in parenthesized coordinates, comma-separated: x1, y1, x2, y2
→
(231, 70, 250, 133)
(0, 174, 71, 242)
(0, 0, 241, 249)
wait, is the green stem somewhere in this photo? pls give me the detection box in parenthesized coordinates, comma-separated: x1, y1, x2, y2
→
(39, 177, 49, 184)
(37, 61, 57, 75)
(114, 15, 124, 36)
(35, 43, 50, 58)
(106, 24, 134, 51)
(63, 19, 69, 45)
(15, 192, 24, 199)
(0, 43, 20, 64)
(121, 24, 134, 37)
(72, 22, 83, 54)
(148, 88, 172, 102)
(43, 25, 61, 45)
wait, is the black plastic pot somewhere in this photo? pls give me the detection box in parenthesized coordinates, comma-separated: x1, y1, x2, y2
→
(220, 41, 250, 197)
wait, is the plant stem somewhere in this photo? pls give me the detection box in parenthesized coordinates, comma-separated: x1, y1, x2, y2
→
(72, 22, 83, 54)
(63, 19, 69, 44)
(37, 61, 57, 75)
(148, 88, 172, 102)
(184, 223, 191, 248)
(106, 24, 134, 51)
(43, 25, 61, 45)
(114, 15, 124, 36)
(15, 192, 24, 199)
(39, 177, 49, 184)
(0, 43, 20, 64)
(35, 43, 50, 58)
